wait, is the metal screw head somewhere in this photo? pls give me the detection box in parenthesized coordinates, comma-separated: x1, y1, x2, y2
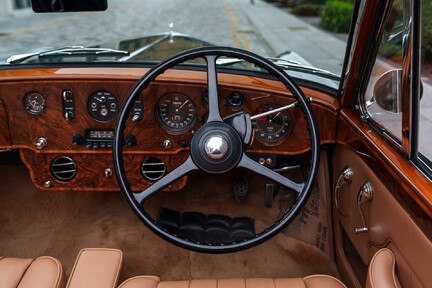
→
(44, 181, 51, 188)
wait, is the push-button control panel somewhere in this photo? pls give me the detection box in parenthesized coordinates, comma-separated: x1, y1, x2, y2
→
(84, 129, 114, 149)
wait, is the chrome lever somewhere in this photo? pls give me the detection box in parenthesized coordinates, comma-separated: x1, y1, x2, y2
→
(355, 181, 373, 234)
(335, 166, 353, 216)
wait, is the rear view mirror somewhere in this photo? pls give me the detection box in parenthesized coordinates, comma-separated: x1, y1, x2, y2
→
(373, 69, 403, 113)
(31, 0, 107, 12)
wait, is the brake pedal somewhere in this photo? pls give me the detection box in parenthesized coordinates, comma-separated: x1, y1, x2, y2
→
(233, 176, 249, 203)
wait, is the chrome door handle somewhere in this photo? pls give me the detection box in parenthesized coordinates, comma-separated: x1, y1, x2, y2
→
(335, 166, 353, 216)
(355, 181, 374, 234)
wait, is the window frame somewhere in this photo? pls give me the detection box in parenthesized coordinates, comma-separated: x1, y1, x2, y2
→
(358, 0, 431, 178)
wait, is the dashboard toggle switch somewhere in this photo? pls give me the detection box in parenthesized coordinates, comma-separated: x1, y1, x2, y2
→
(62, 90, 76, 121)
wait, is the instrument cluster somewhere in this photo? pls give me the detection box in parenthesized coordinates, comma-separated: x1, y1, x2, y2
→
(154, 90, 294, 145)
(21, 87, 294, 147)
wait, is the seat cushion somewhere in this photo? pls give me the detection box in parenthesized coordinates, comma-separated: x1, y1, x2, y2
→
(66, 248, 123, 288)
(0, 256, 66, 288)
(118, 275, 346, 288)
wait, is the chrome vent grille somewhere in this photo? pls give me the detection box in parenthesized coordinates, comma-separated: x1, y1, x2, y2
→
(50, 156, 77, 182)
(141, 157, 166, 182)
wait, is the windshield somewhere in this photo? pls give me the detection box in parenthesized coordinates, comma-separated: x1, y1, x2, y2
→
(0, 0, 353, 90)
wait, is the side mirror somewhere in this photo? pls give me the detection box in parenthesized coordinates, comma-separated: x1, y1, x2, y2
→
(372, 69, 403, 113)
(31, 0, 107, 12)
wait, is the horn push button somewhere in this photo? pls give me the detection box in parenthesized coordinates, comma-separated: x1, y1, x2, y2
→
(191, 122, 243, 174)
(204, 136, 228, 160)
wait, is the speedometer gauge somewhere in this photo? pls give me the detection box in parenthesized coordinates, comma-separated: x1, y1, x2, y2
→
(157, 92, 196, 133)
(252, 104, 292, 144)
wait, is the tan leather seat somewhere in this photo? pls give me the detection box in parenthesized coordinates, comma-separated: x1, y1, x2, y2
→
(118, 275, 347, 288)
(0, 256, 66, 288)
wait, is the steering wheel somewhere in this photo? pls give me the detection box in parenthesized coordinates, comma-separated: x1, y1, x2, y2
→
(113, 47, 320, 253)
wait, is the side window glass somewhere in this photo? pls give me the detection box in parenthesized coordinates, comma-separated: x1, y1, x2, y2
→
(363, 0, 404, 142)
(419, 2, 432, 162)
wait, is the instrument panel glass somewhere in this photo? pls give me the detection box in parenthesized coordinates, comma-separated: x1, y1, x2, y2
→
(156, 92, 196, 133)
(87, 91, 118, 122)
(252, 104, 293, 144)
(23, 92, 46, 115)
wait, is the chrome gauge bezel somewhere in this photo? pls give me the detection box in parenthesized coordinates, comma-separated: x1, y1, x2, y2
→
(156, 92, 197, 134)
(23, 92, 46, 115)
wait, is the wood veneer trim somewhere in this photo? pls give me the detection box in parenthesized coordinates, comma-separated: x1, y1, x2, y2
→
(19, 149, 188, 192)
(0, 67, 339, 109)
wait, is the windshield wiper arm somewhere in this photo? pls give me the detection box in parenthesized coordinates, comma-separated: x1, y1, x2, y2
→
(266, 57, 340, 80)
(6, 46, 129, 64)
(216, 56, 340, 81)
(39, 47, 129, 58)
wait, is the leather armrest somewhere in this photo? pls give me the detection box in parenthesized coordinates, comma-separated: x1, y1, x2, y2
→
(66, 248, 123, 288)
(366, 248, 401, 288)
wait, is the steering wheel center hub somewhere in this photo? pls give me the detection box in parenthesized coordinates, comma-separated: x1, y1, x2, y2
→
(191, 122, 243, 174)
(204, 135, 228, 160)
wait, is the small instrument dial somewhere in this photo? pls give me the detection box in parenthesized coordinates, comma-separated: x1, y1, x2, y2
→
(252, 104, 293, 144)
(157, 92, 196, 133)
(24, 92, 46, 115)
(227, 92, 245, 111)
(87, 91, 118, 122)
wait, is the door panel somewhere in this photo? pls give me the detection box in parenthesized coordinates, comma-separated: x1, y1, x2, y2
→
(332, 144, 432, 288)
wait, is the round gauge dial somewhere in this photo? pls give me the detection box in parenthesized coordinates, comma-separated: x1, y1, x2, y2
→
(227, 92, 245, 111)
(252, 104, 293, 144)
(87, 91, 118, 122)
(157, 92, 196, 133)
(24, 92, 46, 115)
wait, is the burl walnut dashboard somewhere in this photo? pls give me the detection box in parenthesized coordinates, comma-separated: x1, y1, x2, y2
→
(0, 67, 338, 191)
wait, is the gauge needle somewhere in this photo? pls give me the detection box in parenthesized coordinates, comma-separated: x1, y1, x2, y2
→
(179, 100, 189, 110)
(267, 112, 280, 123)
(176, 100, 189, 112)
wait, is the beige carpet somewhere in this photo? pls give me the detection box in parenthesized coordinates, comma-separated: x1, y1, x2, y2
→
(0, 164, 339, 282)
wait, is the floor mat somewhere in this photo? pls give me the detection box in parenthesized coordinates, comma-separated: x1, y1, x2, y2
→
(0, 165, 339, 281)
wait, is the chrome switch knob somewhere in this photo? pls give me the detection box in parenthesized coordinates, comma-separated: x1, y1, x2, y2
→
(35, 137, 48, 150)
(65, 111, 75, 121)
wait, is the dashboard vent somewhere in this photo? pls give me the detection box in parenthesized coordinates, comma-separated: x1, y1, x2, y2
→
(50, 156, 77, 182)
(141, 157, 166, 182)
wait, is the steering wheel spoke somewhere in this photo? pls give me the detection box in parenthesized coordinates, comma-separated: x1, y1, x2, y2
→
(237, 153, 304, 195)
(133, 156, 198, 205)
(205, 55, 223, 122)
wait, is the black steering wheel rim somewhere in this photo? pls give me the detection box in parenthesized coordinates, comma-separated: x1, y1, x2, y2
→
(113, 46, 320, 253)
